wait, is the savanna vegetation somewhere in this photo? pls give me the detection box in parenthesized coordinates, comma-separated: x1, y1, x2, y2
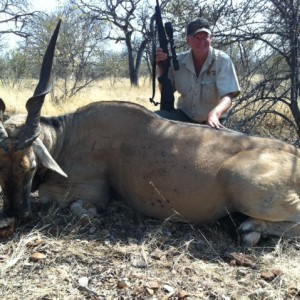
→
(0, 0, 299, 142)
(0, 0, 300, 299)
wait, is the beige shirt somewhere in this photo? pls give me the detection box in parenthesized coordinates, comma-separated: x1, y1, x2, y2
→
(170, 47, 240, 123)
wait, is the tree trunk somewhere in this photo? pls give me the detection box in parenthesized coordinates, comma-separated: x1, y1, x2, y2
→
(287, 2, 300, 136)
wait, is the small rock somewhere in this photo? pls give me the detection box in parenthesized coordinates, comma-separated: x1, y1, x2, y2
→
(163, 284, 175, 293)
(78, 276, 89, 288)
(237, 268, 247, 276)
(146, 281, 160, 290)
(30, 252, 46, 262)
(130, 254, 147, 268)
(145, 287, 155, 295)
(162, 284, 176, 299)
(117, 278, 130, 289)
(260, 269, 283, 282)
(225, 252, 256, 268)
(177, 289, 189, 299)
(151, 249, 165, 260)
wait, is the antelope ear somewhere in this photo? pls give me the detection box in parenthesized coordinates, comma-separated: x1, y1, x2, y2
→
(32, 138, 68, 178)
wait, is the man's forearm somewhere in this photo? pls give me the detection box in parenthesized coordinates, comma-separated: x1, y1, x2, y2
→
(213, 94, 233, 117)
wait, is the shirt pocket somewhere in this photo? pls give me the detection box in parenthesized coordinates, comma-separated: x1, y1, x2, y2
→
(201, 70, 217, 85)
(200, 73, 217, 105)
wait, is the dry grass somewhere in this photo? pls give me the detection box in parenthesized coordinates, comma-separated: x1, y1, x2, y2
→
(0, 79, 300, 300)
(0, 198, 299, 300)
(0, 77, 158, 116)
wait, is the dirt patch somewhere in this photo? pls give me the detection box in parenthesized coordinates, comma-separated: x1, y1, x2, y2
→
(0, 196, 299, 300)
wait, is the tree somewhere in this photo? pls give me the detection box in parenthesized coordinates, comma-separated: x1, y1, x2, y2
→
(19, 6, 109, 103)
(163, 0, 233, 48)
(70, 0, 162, 86)
(4, 49, 29, 86)
(0, 0, 35, 41)
(208, 0, 300, 142)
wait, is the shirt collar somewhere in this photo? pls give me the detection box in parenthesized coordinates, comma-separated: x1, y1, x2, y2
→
(184, 47, 215, 75)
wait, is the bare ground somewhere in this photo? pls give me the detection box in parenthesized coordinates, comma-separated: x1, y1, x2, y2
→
(0, 195, 300, 300)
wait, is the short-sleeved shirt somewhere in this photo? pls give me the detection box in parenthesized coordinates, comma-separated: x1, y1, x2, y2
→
(169, 47, 240, 123)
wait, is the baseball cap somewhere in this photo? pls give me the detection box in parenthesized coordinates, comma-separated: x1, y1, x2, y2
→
(187, 18, 211, 36)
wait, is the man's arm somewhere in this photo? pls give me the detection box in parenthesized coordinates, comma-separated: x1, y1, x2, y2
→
(207, 94, 233, 129)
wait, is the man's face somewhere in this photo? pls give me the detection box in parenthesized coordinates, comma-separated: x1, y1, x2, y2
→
(187, 32, 212, 55)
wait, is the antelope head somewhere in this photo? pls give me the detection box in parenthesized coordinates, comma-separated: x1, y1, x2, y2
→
(0, 20, 66, 219)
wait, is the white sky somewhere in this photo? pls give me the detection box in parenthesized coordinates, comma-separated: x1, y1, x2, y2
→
(1, 0, 64, 50)
(30, 0, 63, 12)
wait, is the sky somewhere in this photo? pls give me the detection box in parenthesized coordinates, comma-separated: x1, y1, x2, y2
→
(2, 0, 64, 50)
(30, 0, 63, 12)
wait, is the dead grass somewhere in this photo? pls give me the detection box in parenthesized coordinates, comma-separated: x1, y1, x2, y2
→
(0, 196, 300, 300)
(0, 77, 158, 117)
(0, 79, 300, 299)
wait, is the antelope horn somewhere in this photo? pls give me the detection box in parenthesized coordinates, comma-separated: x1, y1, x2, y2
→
(15, 19, 61, 151)
(0, 98, 8, 151)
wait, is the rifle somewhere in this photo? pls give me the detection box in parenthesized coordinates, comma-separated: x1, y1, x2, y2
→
(149, 0, 179, 111)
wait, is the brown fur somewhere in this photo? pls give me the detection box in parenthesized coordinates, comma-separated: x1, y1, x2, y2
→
(2, 101, 300, 245)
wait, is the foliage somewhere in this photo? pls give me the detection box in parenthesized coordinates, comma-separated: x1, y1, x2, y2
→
(217, 0, 300, 142)
(17, 7, 113, 103)
(70, 0, 158, 86)
(0, 0, 36, 55)
(0, 0, 32, 38)
(1, 0, 300, 142)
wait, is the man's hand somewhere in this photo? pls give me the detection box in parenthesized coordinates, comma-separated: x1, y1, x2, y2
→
(207, 94, 233, 129)
(207, 110, 225, 129)
(156, 48, 168, 76)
